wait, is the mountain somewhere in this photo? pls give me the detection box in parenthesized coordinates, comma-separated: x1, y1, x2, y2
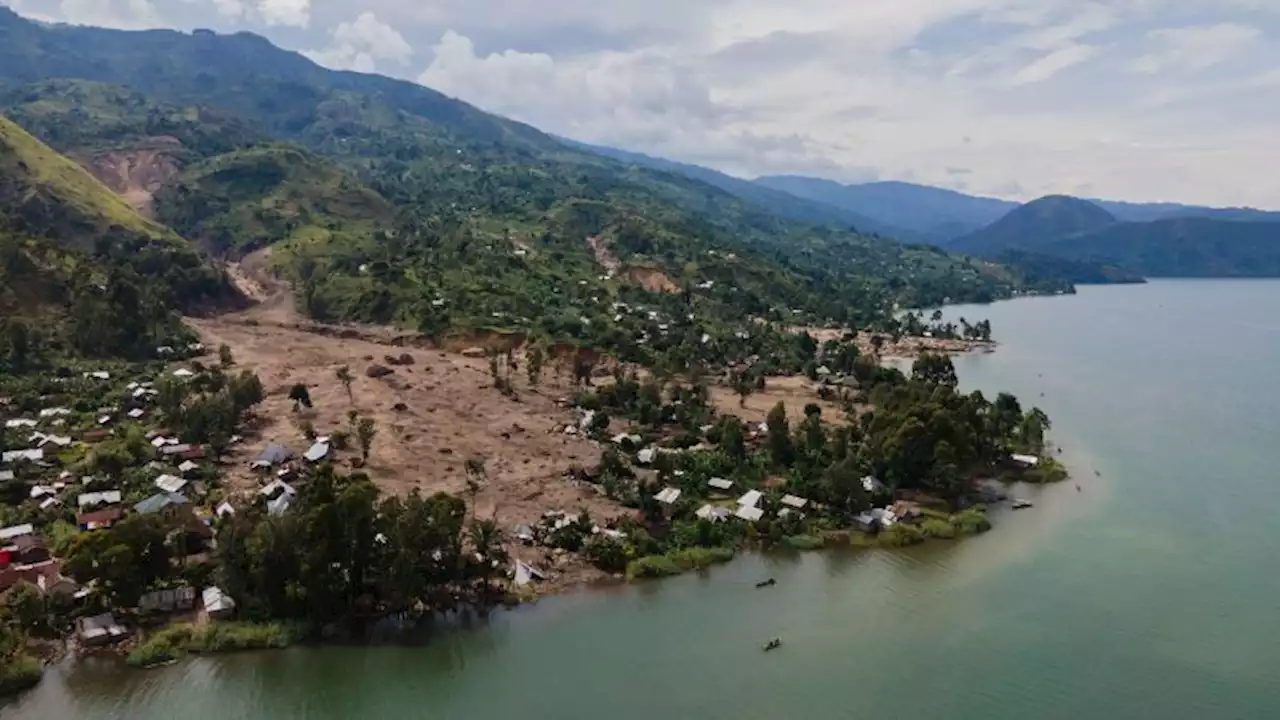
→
(754, 176, 1017, 243)
(1042, 218, 1280, 277)
(0, 115, 228, 361)
(0, 6, 1038, 362)
(949, 196, 1117, 256)
(566, 142, 910, 239)
(949, 194, 1280, 278)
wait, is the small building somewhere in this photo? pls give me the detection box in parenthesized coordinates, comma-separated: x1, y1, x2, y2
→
(253, 443, 292, 469)
(737, 490, 763, 508)
(82, 429, 111, 443)
(304, 441, 330, 463)
(708, 477, 734, 491)
(134, 492, 188, 516)
(1011, 454, 1040, 467)
(172, 368, 195, 379)
(78, 612, 129, 646)
(77, 490, 122, 509)
(0, 470, 12, 483)
(862, 475, 887, 494)
(202, 586, 236, 620)
(38, 408, 70, 419)
(160, 443, 193, 457)
(0, 524, 34, 543)
(2, 449, 43, 464)
(154, 474, 189, 494)
(735, 505, 764, 522)
(178, 460, 200, 475)
(611, 433, 641, 447)
(261, 479, 297, 516)
(636, 448, 657, 465)
(37, 571, 79, 600)
(655, 487, 681, 505)
(139, 586, 197, 614)
(695, 504, 731, 523)
(780, 494, 809, 510)
(127, 408, 146, 420)
(215, 501, 236, 518)
(4, 419, 36, 429)
(78, 507, 124, 531)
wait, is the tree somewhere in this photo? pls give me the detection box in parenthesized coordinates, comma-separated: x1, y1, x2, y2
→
(468, 519, 508, 595)
(464, 456, 487, 519)
(766, 402, 793, 467)
(336, 365, 354, 404)
(912, 353, 958, 388)
(288, 383, 312, 412)
(356, 417, 377, 462)
(218, 343, 234, 367)
(731, 370, 754, 408)
(526, 345, 545, 388)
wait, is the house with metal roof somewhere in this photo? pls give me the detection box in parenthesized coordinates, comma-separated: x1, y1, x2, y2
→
(304, 441, 331, 463)
(780, 494, 809, 509)
(134, 492, 188, 515)
(708, 477, 734, 491)
(737, 490, 762, 508)
(655, 487, 682, 505)
(735, 505, 764, 522)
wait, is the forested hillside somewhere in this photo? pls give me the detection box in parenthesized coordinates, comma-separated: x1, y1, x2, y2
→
(0, 7, 1042, 369)
(0, 116, 229, 365)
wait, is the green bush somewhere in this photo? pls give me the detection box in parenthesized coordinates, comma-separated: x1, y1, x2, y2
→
(784, 534, 826, 551)
(951, 508, 992, 535)
(0, 654, 42, 696)
(920, 518, 956, 539)
(626, 547, 734, 580)
(128, 622, 298, 667)
(878, 523, 926, 547)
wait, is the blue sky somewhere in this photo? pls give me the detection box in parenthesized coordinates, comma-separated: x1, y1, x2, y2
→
(5, 0, 1279, 208)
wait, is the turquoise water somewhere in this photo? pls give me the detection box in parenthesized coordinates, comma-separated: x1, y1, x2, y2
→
(8, 279, 1280, 719)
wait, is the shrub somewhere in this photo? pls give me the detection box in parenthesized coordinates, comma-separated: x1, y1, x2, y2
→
(784, 534, 826, 551)
(127, 622, 298, 667)
(878, 523, 926, 547)
(626, 547, 734, 580)
(0, 653, 42, 695)
(951, 508, 992, 535)
(920, 518, 956, 539)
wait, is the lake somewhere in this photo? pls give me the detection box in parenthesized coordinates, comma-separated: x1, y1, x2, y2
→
(8, 279, 1280, 719)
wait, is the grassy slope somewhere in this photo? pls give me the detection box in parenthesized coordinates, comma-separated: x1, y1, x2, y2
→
(0, 115, 178, 248)
(153, 143, 395, 256)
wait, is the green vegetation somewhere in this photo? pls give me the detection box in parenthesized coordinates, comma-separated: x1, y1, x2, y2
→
(625, 547, 736, 580)
(127, 621, 298, 667)
(154, 144, 394, 257)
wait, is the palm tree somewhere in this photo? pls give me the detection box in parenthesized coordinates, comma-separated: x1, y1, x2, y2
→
(464, 456, 487, 521)
(468, 519, 508, 596)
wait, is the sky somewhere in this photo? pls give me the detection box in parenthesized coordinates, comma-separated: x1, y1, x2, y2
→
(5, 0, 1280, 208)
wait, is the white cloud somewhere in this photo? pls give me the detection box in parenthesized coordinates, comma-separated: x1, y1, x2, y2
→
(1008, 44, 1099, 86)
(210, 0, 245, 18)
(1130, 23, 1262, 75)
(304, 11, 412, 72)
(257, 0, 309, 27)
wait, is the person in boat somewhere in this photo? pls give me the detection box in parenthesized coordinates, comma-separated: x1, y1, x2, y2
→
(763, 638, 782, 651)
(756, 578, 776, 588)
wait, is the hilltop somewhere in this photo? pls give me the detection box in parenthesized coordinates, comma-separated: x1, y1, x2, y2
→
(0, 116, 230, 362)
(948, 196, 1118, 257)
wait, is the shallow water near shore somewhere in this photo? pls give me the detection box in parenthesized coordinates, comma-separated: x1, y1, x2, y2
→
(8, 279, 1280, 719)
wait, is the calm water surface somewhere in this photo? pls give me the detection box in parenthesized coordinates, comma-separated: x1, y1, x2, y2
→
(7, 279, 1280, 719)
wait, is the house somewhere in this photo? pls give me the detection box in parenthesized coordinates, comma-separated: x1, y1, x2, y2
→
(513, 524, 535, 544)
(84, 371, 110, 381)
(151, 436, 173, 449)
(0, 470, 12, 482)
(737, 490, 763, 508)
(4, 419, 36, 429)
(178, 460, 200, 475)
(2, 449, 43, 464)
(39, 497, 60, 511)
(735, 505, 764, 522)
(180, 446, 208, 461)
(655, 487, 681, 505)
(154, 474, 189, 494)
(3, 534, 50, 566)
(38, 408, 70, 419)
(636, 448, 656, 465)
(1011, 454, 1040, 467)
(708, 477, 734, 491)
(139, 586, 197, 614)
(127, 409, 145, 420)
(36, 434, 72, 449)
(29, 485, 56, 499)
(37, 571, 79, 600)
(0, 524, 34, 543)
(202, 586, 236, 620)
(254, 443, 292, 469)
(78, 507, 124, 530)
(261, 479, 297, 516)
(77, 490, 122, 509)
(862, 475, 887, 494)
(160, 443, 193, 457)
(81, 429, 110, 443)
(781, 494, 809, 510)
(815, 365, 832, 378)
(134, 492, 188, 515)
(304, 441, 331, 463)
(172, 368, 195, 379)
(78, 612, 129, 646)
(890, 501, 922, 520)
(695, 504, 731, 523)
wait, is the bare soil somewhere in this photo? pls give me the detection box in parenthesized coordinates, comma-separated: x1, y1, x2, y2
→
(587, 235, 680, 294)
(185, 260, 631, 595)
(709, 375, 848, 425)
(83, 149, 180, 218)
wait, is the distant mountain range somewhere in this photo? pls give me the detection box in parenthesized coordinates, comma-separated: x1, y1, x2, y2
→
(579, 142, 1280, 280)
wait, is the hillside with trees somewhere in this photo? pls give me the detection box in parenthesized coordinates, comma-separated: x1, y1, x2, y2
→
(0, 115, 230, 364)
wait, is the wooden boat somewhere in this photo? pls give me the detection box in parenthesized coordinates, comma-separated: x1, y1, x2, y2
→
(755, 578, 776, 588)
(1011, 498, 1033, 509)
(763, 638, 782, 652)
